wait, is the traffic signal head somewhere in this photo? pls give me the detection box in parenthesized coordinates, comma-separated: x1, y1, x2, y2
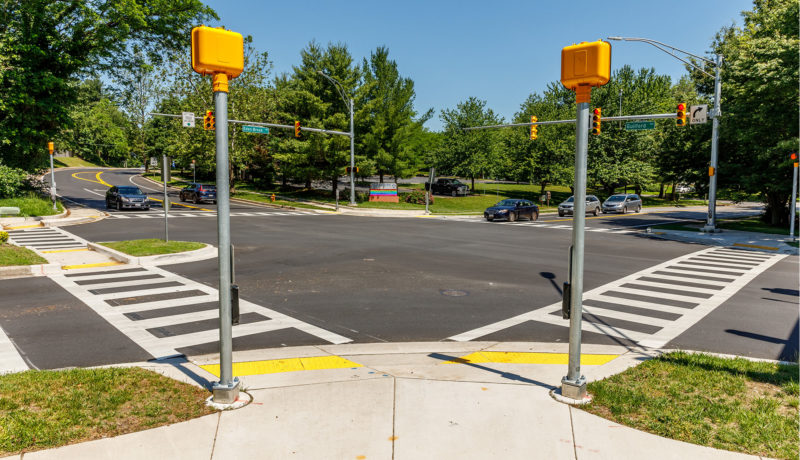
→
(530, 116, 538, 140)
(294, 121, 301, 138)
(591, 108, 601, 135)
(791, 153, 797, 160)
(676, 103, 686, 127)
(47, 142, 54, 154)
(204, 111, 215, 131)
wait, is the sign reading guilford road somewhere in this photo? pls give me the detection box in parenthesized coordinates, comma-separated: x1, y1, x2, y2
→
(242, 125, 269, 134)
(625, 121, 655, 131)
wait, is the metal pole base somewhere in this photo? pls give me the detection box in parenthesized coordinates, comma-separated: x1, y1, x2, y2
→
(212, 377, 241, 404)
(560, 375, 587, 400)
(348, 201, 357, 206)
(701, 225, 721, 233)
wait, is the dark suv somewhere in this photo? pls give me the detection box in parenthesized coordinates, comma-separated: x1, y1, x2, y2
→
(429, 178, 469, 196)
(180, 183, 217, 204)
(105, 186, 149, 210)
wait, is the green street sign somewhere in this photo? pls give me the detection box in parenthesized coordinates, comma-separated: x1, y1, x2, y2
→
(625, 121, 655, 131)
(242, 125, 269, 134)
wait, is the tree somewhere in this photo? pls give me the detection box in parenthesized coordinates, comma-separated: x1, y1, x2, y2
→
(0, 0, 216, 171)
(700, 0, 799, 224)
(436, 97, 503, 190)
(356, 47, 432, 182)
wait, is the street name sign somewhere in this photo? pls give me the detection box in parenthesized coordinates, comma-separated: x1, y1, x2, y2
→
(242, 125, 269, 134)
(625, 121, 655, 131)
(690, 104, 708, 124)
(182, 112, 195, 128)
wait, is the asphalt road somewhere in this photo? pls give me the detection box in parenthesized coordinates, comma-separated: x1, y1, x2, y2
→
(3, 167, 794, 370)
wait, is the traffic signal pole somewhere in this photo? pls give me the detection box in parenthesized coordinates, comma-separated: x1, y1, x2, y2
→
(790, 155, 798, 240)
(704, 54, 723, 232)
(212, 73, 239, 404)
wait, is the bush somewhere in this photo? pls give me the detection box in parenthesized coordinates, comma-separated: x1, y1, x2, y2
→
(0, 165, 28, 198)
(0, 231, 8, 244)
(403, 190, 433, 205)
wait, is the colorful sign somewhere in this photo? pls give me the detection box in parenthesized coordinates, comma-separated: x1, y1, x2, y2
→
(369, 183, 399, 203)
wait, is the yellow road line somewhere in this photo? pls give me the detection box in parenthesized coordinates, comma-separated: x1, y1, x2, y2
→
(41, 248, 89, 253)
(199, 356, 363, 377)
(61, 261, 124, 270)
(3, 223, 43, 230)
(443, 351, 618, 366)
(733, 243, 778, 251)
(71, 171, 108, 186)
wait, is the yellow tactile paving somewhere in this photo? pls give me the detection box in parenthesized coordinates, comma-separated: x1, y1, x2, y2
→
(3, 223, 43, 230)
(732, 243, 778, 251)
(41, 248, 89, 253)
(444, 351, 618, 366)
(61, 261, 125, 270)
(199, 356, 363, 377)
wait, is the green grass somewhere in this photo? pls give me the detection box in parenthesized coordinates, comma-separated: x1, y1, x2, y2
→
(717, 216, 794, 235)
(53, 156, 106, 168)
(0, 367, 213, 456)
(0, 244, 48, 266)
(0, 194, 63, 217)
(583, 351, 799, 459)
(233, 191, 332, 211)
(99, 239, 205, 257)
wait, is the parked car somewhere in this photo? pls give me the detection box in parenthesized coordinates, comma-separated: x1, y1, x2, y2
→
(105, 186, 150, 211)
(429, 178, 469, 197)
(676, 184, 693, 193)
(484, 199, 539, 222)
(557, 195, 601, 217)
(601, 194, 642, 214)
(180, 183, 217, 204)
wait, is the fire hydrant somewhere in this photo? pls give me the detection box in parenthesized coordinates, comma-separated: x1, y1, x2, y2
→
(270, 193, 276, 202)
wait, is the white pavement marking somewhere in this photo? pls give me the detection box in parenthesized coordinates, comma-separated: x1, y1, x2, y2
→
(0, 325, 28, 374)
(7, 227, 89, 251)
(48, 265, 352, 359)
(448, 247, 787, 348)
(83, 188, 105, 197)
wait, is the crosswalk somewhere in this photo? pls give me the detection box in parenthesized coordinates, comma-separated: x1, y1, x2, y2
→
(5, 227, 89, 251)
(449, 247, 787, 348)
(47, 265, 352, 359)
(105, 210, 321, 219)
(433, 215, 641, 234)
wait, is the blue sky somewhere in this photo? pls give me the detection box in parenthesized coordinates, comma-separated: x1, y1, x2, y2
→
(201, 0, 752, 131)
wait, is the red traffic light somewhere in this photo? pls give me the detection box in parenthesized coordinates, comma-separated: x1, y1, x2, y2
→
(677, 103, 685, 111)
(593, 108, 601, 115)
(791, 153, 798, 160)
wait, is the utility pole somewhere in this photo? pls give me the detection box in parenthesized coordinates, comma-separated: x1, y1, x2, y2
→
(48, 142, 56, 210)
(790, 153, 798, 240)
(318, 71, 357, 206)
(162, 155, 169, 242)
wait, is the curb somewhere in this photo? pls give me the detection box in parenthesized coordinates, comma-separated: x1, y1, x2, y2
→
(0, 262, 62, 278)
(87, 242, 218, 266)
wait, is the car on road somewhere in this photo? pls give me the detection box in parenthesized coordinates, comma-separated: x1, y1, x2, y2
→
(484, 199, 539, 222)
(180, 183, 217, 204)
(676, 184, 693, 193)
(557, 195, 601, 217)
(601, 194, 642, 214)
(429, 178, 469, 196)
(105, 186, 150, 211)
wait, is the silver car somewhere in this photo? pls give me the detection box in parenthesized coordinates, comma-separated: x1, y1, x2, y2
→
(558, 195, 601, 217)
(602, 194, 642, 214)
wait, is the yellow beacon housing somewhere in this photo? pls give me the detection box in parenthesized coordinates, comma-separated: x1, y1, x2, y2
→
(191, 26, 244, 78)
(560, 40, 611, 90)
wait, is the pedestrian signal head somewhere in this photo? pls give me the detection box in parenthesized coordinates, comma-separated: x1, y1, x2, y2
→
(676, 103, 686, 127)
(530, 116, 538, 140)
(591, 108, 601, 135)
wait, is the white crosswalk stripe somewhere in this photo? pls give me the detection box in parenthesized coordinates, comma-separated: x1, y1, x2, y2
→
(6, 227, 89, 251)
(48, 265, 352, 359)
(104, 210, 320, 219)
(448, 246, 787, 348)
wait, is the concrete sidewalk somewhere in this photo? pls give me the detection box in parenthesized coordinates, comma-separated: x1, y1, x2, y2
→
(16, 342, 774, 460)
(650, 228, 798, 255)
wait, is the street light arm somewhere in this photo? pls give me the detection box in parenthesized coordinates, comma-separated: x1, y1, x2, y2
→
(607, 36, 715, 78)
(316, 70, 350, 108)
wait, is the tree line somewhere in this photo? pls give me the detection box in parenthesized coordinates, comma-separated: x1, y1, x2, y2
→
(0, 0, 796, 224)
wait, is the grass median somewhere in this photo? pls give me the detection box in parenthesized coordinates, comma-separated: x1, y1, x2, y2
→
(0, 244, 47, 266)
(0, 193, 63, 217)
(583, 351, 799, 459)
(0, 367, 214, 456)
(99, 239, 205, 257)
